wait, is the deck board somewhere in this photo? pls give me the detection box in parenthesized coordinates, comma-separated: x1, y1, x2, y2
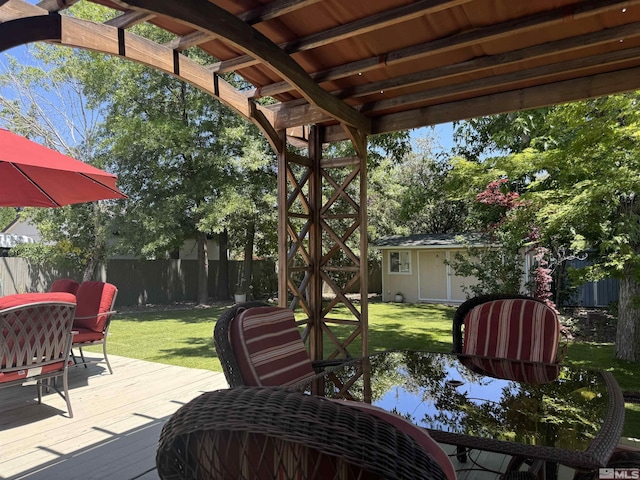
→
(0, 355, 226, 480)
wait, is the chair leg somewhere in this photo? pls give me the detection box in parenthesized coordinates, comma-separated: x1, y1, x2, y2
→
(62, 370, 73, 418)
(78, 346, 88, 368)
(456, 445, 468, 462)
(103, 342, 113, 374)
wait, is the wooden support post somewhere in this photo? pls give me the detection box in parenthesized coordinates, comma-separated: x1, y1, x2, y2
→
(308, 125, 323, 361)
(277, 129, 288, 307)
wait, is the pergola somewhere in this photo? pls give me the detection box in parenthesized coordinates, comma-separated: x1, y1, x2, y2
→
(1, 0, 639, 363)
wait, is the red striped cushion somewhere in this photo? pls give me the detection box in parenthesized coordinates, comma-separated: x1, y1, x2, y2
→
(230, 306, 315, 387)
(462, 357, 561, 384)
(462, 299, 560, 363)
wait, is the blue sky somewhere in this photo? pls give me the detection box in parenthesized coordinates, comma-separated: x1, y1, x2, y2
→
(411, 122, 455, 156)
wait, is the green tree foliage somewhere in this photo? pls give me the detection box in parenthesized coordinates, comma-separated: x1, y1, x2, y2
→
(447, 179, 537, 298)
(396, 136, 468, 234)
(0, 37, 120, 279)
(0, 208, 17, 231)
(65, 6, 277, 303)
(453, 94, 640, 361)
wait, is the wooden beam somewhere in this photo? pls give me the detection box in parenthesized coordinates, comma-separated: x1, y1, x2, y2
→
(350, 66, 640, 139)
(0, 0, 47, 22)
(211, 0, 471, 74)
(267, 27, 640, 129)
(0, 13, 59, 51)
(277, 131, 289, 308)
(122, 0, 372, 133)
(362, 46, 640, 114)
(36, 0, 79, 12)
(164, 29, 219, 51)
(257, 0, 640, 98)
(104, 10, 154, 29)
(237, 0, 320, 24)
(249, 101, 283, 153)
(335, 22, 640, 101)
(164, 0, 320, 52)
(0, 14, 255, 120)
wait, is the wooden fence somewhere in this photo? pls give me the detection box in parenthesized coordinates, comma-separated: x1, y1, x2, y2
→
(0, 257, 382, 306)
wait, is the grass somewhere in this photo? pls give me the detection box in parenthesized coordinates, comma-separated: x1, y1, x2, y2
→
(90, 301, 640, 437)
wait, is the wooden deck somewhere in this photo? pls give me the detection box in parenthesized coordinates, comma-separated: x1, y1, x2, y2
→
(1, 354, 635, 480)
(0, 355, 227, 480)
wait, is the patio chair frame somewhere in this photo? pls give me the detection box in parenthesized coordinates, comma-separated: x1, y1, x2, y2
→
(71, 284, 118, 374)
(0, 300, 76, 417)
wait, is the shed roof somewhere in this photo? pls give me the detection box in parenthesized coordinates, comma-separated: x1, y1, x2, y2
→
(374, 233, 486, 248)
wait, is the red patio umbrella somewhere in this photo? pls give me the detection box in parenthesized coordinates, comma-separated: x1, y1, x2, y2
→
(0, 128, 127, 207)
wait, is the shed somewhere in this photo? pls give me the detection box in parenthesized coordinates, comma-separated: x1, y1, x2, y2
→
(374, 234, 485, 304)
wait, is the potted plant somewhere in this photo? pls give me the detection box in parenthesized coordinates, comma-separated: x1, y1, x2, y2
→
(394, 292, 404, 303)
(234, 278, 247, 303)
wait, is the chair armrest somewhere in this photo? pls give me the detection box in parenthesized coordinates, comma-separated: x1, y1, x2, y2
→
(557, 328, 570, 363)
(311, 358, 349, 369)
(73, 310, 117, 321)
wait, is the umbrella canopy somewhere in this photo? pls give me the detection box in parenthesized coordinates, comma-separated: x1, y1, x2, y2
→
(0, 128, 127, 207)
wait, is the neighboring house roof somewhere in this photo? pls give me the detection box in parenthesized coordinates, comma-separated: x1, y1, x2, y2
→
(2, 216, 41, 242)
(374, 233, 487, 249)
(0, 233, 35, 249)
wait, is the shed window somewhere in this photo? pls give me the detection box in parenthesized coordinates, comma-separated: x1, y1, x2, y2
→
(389, 251, 411, 274)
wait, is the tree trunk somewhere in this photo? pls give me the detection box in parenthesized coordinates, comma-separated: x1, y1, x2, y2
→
(82, 256, 98, 281)
(217, 229, 230, 299)
(196, 231, 209, 305)
(616, 271, 640, 361)
(243, 221, 255, 299)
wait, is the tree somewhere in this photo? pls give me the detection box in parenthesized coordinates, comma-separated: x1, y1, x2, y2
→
(0, 208, 17, 231)
(0, 41, 119, 280)
(396, 135, 468, 234)
(453, 95, 640, 361)
(447, 178, 542, 299)
(67, 6, 267, 304)
(198, 125, 278, 299)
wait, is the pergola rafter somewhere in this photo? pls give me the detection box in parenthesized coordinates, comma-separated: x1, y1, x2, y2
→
(3, 0, 640, 363)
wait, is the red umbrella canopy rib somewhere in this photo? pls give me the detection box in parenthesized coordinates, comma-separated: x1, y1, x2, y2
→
(0, 128, 127, 207)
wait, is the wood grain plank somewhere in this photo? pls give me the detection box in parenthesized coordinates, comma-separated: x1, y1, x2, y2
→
(0, 355, 226, 480)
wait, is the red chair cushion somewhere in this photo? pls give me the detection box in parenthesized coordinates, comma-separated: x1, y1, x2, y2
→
(230, 306, 315, 387)
(72, 327, 105, 344)
(50, 278, 80, 295)
(74, 282, 117, 333)
(346, 402, 457, 480)
(463, 299, 560, 363)
(0, 361, 67, 384)
(0, 292, 76, 310)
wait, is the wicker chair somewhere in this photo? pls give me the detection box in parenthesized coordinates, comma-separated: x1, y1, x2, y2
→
(156, 386, 456, 480)
(213, 302, 344, 387)
(452, 293, 566, 363)
(452, 293, 565, 469)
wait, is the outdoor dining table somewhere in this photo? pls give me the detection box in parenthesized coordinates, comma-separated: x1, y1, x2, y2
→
(292, 350, 625, 476)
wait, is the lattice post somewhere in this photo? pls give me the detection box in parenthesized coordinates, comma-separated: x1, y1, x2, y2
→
(277, 125, 368, 361)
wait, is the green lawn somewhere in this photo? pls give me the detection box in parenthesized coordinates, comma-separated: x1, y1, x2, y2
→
(92, 301, 640, 437)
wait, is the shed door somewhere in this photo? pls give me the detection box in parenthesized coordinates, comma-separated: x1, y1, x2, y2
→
(419, 250, 448, 301)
